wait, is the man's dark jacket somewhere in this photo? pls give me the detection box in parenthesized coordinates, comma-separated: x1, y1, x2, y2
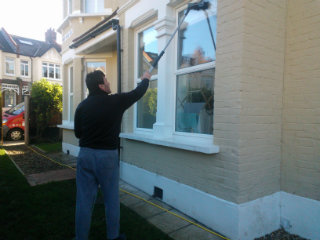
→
(74, 79, 149, 149)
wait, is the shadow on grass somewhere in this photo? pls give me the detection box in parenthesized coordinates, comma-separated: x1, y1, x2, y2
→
(0, 149, 174, 240)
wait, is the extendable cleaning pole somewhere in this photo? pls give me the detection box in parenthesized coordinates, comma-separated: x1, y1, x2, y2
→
(148, 0, 210, 73)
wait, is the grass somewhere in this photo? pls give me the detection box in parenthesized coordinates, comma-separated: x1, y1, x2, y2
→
(34, 142, 62, 153)
(0, 148, 174, 240)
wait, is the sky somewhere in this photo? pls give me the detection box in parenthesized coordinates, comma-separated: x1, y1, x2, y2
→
(0, 0, 63, 43)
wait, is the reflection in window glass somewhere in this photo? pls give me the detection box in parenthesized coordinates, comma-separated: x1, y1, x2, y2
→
(176, 69, 214, 134)
(137, 80, 157, 129)
(178, 0, 217, 69)
(138, 27, 158, 76)
(86, 62, 106, 74)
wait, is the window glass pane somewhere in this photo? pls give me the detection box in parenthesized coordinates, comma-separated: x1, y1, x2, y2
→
(175, 68, 214, 134)
(55, 65, 61, 79)
(138, 27, 158, 76)
(68, 0, 72, 14)
(69, 67, 73, 93)
(137, 80, 157, 129)
(42, 63, 48, 77)
(25, 63, 29, 76)
(70, 95, 74, 121)
(4, 91, 16, 108)
(6, 58, 14, 74)
(178, 0, 217, 69)
(86, 62, 106, 74)
(21, 61, 28, 76)
(85, 0, 103, 13)
(49, 64, 54, 78)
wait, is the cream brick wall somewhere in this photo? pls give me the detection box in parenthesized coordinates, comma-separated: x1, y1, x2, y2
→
(236, 0, 286, 203)
(282, 0, 320, 201)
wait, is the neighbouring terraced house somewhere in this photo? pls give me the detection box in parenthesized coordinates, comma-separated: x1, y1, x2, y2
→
(0, 28, 62, 110)
(57, 0, 320, 239)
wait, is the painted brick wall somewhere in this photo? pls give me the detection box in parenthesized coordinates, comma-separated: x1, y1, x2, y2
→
(237, 0, 286, 203)
(282, 0, 320, 201)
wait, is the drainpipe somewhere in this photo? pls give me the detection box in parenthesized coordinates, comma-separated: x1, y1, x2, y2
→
(112, 21, 121, 94)
(112, 21, 122, 157)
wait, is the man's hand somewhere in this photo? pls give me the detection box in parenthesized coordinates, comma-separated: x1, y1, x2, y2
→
(141, 71, 151, 81)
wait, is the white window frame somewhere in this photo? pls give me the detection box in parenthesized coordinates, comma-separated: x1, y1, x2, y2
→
(5, 57, 15, 76)
(68, 66, 74, 122)
(134, 24, 158, 134)
(20, 60, 29, 77)
(42, 62, 61, 80)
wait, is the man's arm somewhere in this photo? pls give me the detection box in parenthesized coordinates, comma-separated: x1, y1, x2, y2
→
(120, 71, 151, 110)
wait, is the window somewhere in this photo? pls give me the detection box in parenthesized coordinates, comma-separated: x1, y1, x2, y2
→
(86, 61, 106, 74)
(69, 66, 74, 121)
(83, 0, 104, 13)
(68, 0, 72, 14)
(176, 69, 214, 134)
(175, 0, 216, 135)
(84, 61, 106, 97)
(4, 91, 16, 108)
(177, 1, 217, 69)
(20, 60, 29, 77)
(42, 62, 61, 80)
(136, 26, 158, 129)
(5, 57, 15, 75)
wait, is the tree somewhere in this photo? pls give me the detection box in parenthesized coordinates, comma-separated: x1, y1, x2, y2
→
(30, 79, 62, 138)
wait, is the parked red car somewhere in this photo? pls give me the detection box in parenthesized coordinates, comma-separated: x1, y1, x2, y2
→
(2, 102, 25, 141)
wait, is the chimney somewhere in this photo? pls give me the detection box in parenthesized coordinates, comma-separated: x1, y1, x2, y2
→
(45, 28, 57, 43)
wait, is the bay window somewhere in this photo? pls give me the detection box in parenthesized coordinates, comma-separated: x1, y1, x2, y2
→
(125, 0, 218, 153)
(42, 62, 61, 80)
(136, 26, 158, 129)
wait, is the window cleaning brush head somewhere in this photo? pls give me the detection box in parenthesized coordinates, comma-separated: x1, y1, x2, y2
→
(187, 0, 210, 11)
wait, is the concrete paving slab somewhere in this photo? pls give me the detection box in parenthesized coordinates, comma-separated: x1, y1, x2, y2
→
(169, 224, 225, 240)
(147, 198, 174, 210)
(25, 168, 76, 186)
(129, 200, 164, 219)
(120, 191, 150, 207)
(147, 211, 191, 234)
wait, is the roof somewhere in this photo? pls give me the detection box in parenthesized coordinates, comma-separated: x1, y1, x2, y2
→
(0, 28, 61, 57)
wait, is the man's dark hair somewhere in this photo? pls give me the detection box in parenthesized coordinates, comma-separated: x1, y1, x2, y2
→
(86, 70, 105, 93)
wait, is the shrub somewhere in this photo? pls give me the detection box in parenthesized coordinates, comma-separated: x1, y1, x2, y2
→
(30, 79, 62, 138)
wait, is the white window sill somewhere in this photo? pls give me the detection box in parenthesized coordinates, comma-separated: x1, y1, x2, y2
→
(120, 132, 220, 154)
(58, 121, 74, 130)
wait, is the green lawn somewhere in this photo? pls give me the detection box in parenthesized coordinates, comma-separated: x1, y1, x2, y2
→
(0, 148, 173, 240)
(34, 142, 62, 153)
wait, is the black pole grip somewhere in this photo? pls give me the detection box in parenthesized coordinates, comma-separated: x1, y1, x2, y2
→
(152, 50, 165, 68)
